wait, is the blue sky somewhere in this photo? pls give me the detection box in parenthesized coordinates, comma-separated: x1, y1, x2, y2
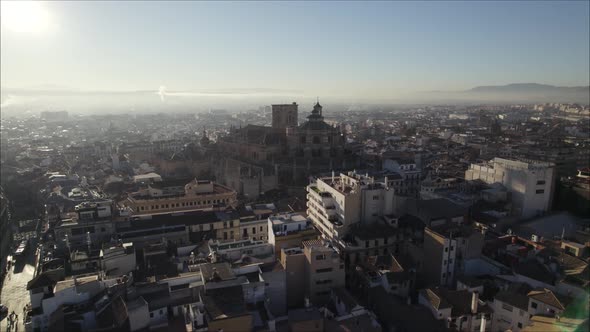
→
(1, 1, 588, 99)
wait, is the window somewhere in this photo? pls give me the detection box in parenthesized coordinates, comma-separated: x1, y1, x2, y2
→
(445, 247, 448, 252)
(260, 226, 263, 231)
(150, 313, 154, 318)
(537, 180, 546, 185)
(223, 232, 228, 240)
(300, 136, 306, 144)
(384, 237, 388, 244)
(316, 268, 333, 273)
(373, 195, 379, 200)
(448, 259, 453, 265)
(502, 303, 514, 312)
(316, 279, 332, 285)
(374, 240, 379, 247)
(252, 227, 256, 234)
(531, 302, 538, 309)
(519, 310, 524, 317)
(536, 189, 544, 194)
(450, 246, 454, 251)
(365, 241, 370, 248)
(517, 323, 523, 329)
(159, 310, 163, 315)
(316, 290, 330, 296)
(316, 254, 326, 260)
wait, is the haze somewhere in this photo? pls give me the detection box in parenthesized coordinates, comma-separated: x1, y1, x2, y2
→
(1, 1, 589, 113)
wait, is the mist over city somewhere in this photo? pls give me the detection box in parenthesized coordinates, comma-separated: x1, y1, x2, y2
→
(1, 1, 589, 332)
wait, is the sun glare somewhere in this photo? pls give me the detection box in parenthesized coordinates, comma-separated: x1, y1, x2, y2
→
(1, 1, 51, 34)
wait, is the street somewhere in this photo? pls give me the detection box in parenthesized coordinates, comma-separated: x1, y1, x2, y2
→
(1, 248, 36, 332)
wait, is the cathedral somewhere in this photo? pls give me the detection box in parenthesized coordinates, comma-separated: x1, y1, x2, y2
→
(210, 101, 358, 198)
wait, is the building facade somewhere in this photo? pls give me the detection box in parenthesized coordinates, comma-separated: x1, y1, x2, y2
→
(465, 157, 555, 218)
(122, 179, 237, 215)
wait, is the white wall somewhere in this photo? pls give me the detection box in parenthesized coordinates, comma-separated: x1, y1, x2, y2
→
(149, 307, 168, 329)
(492, 299, 529, 332)
(103, 251, 136, 276)
(128, 301, 150, 331)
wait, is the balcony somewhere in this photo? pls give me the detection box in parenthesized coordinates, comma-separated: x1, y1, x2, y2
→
(308, 185, 321, 194)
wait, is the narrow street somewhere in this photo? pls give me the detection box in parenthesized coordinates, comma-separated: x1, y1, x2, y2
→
(1, 247, 36, 332)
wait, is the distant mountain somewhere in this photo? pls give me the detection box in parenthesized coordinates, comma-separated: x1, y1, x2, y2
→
(407, 83, 589, 104)
(468, 83, 589, 94)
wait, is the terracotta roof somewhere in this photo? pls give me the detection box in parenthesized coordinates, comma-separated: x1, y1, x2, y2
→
(421, 288, 452, 310)
(495, 283, 532, 311)
(27, 270, 63, 290)
(203, 285, 248, 320)
(528, 288, 571, 311)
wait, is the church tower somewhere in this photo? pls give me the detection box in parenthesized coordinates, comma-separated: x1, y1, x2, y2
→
(272, 102, 298, 129)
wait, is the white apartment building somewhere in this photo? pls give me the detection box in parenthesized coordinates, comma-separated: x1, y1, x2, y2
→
(465, 157, 555, 218)
(306, 171, 401, 242)
(382, 158, 422, 197)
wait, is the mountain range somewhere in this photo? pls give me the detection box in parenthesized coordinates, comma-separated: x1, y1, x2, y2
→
(415, 83, 589, 104)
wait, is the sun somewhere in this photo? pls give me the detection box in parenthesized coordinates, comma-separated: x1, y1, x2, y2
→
(1, 1, 51, 34)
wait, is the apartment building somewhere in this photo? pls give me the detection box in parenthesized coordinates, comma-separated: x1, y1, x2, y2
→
(303, 240, 345, 305)
(419, 287, 492, 332)
(465, 157, 555, 218)
(268, 213, 318, 258)
(423, 223, 484, 287)
(306, 171, 400, 243)
(280, 240, 345, 307)
(382, 158, 422, 197)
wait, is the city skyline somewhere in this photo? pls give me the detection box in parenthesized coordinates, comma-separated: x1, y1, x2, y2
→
(1, 1, 589, 101)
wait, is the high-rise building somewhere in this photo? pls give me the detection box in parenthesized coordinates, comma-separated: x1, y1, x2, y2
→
(306, 171, 400, 242)
(465, 157, 555, 218)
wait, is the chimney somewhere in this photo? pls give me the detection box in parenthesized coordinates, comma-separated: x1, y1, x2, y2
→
(480, 313, 486, 332)
(471, 291, 479, 314)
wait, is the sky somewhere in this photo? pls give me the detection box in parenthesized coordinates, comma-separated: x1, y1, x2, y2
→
(1, 0, 589, 101)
